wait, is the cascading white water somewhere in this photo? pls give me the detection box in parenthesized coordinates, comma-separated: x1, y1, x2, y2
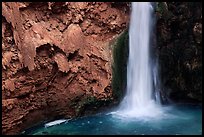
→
(115, 2, 163, 118)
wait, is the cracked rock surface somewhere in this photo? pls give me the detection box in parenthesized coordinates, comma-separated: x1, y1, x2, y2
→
(2, 2, 130, 135)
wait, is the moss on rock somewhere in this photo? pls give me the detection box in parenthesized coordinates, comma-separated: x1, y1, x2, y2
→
(111, 29, 129, 102)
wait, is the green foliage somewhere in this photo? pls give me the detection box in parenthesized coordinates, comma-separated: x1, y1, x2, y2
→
(111, 29, 129, 101)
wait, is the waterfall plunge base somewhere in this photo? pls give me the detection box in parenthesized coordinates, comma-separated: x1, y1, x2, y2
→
(25, 105, 202, 135)
(114, 2, 163, 119)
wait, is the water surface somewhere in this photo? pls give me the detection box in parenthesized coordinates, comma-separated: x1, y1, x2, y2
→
(24, 104, 202, 135)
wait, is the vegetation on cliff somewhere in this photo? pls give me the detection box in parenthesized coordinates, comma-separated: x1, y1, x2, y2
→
(112, 30, 129, 102)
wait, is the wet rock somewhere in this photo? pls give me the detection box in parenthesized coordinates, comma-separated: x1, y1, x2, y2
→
(156, 2, 202, 103)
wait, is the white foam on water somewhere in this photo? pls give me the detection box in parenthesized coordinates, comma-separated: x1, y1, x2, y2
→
(44, 119, 67, 128)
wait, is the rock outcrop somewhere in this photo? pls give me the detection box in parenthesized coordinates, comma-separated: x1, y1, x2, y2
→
(2, 2, 130, 135)
(156, 2, 202, 103)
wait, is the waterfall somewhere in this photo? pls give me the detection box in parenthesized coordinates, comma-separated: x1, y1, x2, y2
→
(115, 2, 163, 118)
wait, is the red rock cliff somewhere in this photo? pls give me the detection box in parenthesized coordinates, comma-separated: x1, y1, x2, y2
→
(2, 2, 130, 135)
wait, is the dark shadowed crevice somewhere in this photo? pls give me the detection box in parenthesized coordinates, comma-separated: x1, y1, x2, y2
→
(111, 29, 129, 103)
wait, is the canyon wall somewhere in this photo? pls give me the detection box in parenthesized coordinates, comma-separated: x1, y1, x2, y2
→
(2, 2, 202, 135)
(156, 2, 202, 103)
(2, 2, 129, 134)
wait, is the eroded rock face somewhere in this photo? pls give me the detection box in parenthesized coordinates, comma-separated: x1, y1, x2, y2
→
(2, 2, 130, 135)
(156, 2, 202, 103)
